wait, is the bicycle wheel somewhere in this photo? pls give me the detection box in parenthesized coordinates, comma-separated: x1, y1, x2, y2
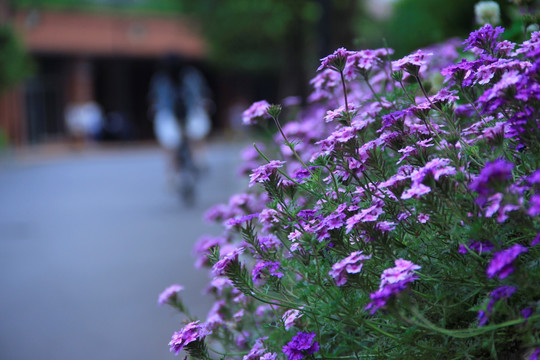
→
(176, 141, 198, 206)
(178, 167, 196, 206)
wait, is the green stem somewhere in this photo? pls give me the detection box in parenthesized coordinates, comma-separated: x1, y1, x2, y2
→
(411, 308, 540, 338)
(340, 70, 350, 122)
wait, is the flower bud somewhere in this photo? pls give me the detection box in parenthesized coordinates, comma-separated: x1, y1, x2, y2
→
(266, 104, 282, 119)
(391, 70, 403, 82)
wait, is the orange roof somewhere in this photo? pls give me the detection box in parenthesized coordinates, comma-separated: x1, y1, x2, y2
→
(14, 10, 206, 58)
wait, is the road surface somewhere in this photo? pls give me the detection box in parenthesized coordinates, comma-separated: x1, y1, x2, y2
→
(0, 141, 249, 360)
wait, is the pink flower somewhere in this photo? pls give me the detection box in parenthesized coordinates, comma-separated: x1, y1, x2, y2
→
(158, 284, 184, 306)
(392, 49, 433, 75)
(365, 259, 421, 314)
(380, 259, 421, 288)
(168, 321, 211, 355)
(329, 251, 372, 286)
(417, 213, 430, 224)
(282, 309, 302, 330)
(249, 160, 286, 187)
(243, 100, 271, 125)
(212, 247, 245, 276)
(244, 337, 269, 360)
(401, 183, 431, 200)
(317, 47, 352, 71)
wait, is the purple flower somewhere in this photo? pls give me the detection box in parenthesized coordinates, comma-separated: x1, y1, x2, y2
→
(319, 203, 348, 230)
(206, 277, 233, 295)
(345, 201, 385, 233)
(478, 70, 522, 110)
(259, 208, 280, 229)
(158, 284, 184, 306)
(204, 203, 230, 223)
(488, 286, 516, 312)
(206, 300, 225, 329)
(532, 232, 540, 247)
(329, 251, 372, 286)
(193, 235, 226, 268)
(243, 100, 271, 125)
(496, 40, 515, 56)
(392, 49, 433, 76)
(529, 169, 540, 185)
(514, 31, 540, 56)
(236, 331, 249, 349)
(282, 309, 302, 330)
(528, 194, 540, 217)
(233, 309, 245, 322)
(479, 286, 516, 326)
(168, 321, 211, 355)
(324, 104, 357, 122)
(261, 353, 278, 360)
(376, 221, 397, 232)
(380, 259, 421, 287)
(486, 244, 528, 279)
(243, 337, 268, 360)
(365, 281, 411, 314)
(365, 259, 421, 314)
(252, 260, 284, 284)
(225, 213, 261, 230)
(293, 167, 315, 181)
(521, 307, 534, 319)
(309, 69, 341, 99)
(417, 213, 430, 224)
(419, 158, 457, 182)
(463, 24, 504, 54)
(318, 47, 352, 71)
(530, 348, 540, 360)
(469, 159, 514, 205)
(429, 88, 459, 104)
(212, 247, 245, 276)
(401, 183, 431, 200)
(468, 240, 495, 254)
(249, 160, 286, 187)
(282, 332, 320, 360)
(344, 48, 393, 79)
(255, 304, 272, 317)
(441, 58, 484, 86)
(258, 234, 282, 251)
(397, 146, 417, 165)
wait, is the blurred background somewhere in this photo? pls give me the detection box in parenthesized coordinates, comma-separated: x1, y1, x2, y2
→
(0, 0, 508, 359)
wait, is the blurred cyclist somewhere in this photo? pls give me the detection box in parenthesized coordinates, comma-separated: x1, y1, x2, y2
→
(149, 56, 212, 205)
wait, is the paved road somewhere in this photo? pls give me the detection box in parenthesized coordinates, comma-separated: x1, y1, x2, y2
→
(0, 141, 249, 360)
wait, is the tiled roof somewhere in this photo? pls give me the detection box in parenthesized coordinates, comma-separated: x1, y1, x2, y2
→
(14, 10, 206, 58)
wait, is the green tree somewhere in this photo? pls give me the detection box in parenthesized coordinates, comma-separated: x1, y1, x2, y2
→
(180, 0, 360, 100)
(0, 24, 33, 93)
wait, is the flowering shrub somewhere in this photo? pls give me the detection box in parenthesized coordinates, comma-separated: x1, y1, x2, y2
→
(160, 24, 540, 359)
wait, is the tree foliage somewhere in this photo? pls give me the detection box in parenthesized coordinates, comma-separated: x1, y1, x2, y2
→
(0, 24, 33, 93)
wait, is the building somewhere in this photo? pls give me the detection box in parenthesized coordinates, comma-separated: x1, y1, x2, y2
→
(0, 2, 207, 145)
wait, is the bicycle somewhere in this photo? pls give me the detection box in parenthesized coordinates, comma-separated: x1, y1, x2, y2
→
(175, 137, 198, 206)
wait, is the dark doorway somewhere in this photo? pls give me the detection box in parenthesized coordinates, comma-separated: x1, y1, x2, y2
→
(94, 56, 156, 141)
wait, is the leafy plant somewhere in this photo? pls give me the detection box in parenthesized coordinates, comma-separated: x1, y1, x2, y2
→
(160, 19, 540, 360)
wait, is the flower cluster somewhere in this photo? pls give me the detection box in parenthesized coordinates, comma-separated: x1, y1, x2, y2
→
(243, 100, 271, 125)
(161, 21, 540, 360)
(329, 251, 371, 286)
(282, 332, 319, 360)
(365, 259, 421, 314)
(168, 321, 211, 356)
